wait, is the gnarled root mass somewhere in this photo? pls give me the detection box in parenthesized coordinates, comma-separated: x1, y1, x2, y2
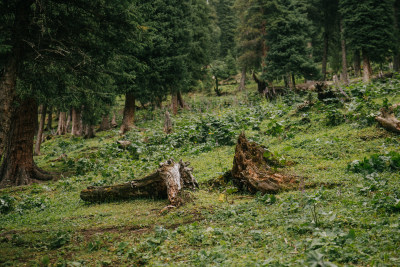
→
(80, 159, 198, 206)
(376, 104, 400, 133)
(229, 133, 299, 194)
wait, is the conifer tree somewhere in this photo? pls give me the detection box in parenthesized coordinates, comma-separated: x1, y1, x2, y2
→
(340, 0, 395, 82)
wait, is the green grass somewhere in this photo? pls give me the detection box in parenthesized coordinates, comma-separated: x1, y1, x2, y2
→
(1, 79, 400, 266)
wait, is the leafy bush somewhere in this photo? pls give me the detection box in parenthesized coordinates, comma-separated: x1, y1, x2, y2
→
(348, 151, 400, 174)
(0, 195, 15, 214)
(325, 106, 345, 126)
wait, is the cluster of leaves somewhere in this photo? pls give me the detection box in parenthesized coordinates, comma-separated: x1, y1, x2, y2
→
(1, 194, 50, 215)
(348, 151, 400, 174)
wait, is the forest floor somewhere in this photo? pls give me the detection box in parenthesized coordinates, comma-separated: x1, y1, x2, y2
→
(1, 77, 400, 266)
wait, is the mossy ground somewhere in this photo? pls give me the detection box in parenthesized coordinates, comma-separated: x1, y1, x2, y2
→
(1, 79, 400, 266)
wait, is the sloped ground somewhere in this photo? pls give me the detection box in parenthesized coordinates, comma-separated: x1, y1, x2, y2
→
(1, 79, 400, 266)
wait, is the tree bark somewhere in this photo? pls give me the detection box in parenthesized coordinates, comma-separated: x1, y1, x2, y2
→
(66, 110, 72, 133)
(172, 91, 179, 114)
(0, 0, 34, 158)
(0, 98, 53, 188)
(164, 111, 173, 134)
(340, 21, 349, 85)
(229, 133, 298, 194)
(238, 68, 246, 91)
(98, 115, 111, 131)
(322, 33, 329, 81)
(56, 111, 67, 135)
(354, 50, 361, 77)
(291, 73, 296, 90)
(34, 104, 47, 156)
(362, 51, 372, 83)
(177, 90, 189, 110)
(111, 112, 117, 128)
(71, 108, 82, 136)
(80, 159, 198, 206)
(120, 93, 136, 134)
(376, 104, 400, 133)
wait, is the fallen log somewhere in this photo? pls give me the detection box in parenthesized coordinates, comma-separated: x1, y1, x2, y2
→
(376, 105, 400, 133)
(80, 159, 198, 206)
(229, 133, 298, 194)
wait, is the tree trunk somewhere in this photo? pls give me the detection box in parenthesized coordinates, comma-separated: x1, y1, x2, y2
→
(322, 33, 329, 81)
(111, 112, 117, 128)
(376, 104, 400, 133)
(0, 57, 17, 158)
(228, 133, 298, 194)
(98, 115, 111, 131)
(253, 72, 266, 95)
(238, 68, 246, 91)
(291, 73, 296, 90)
(80, 159, 198, 206)
(84, 125, 96, 139)
(46, 106, 53, 131)
(340, 22, 349, 85)
(0, 98, 53, 188)
(164, 111, 173, 134)
(172, 91, 179, 114)
(71, 108, 82, 136)
(66, 110, 72, 133)
(34, 104, 47, 156)
(177, 90, 188, 110)
(354, 50, 361, 77)
(362, 51, 372, 83)
(56, 112, 67, 135)
(0, 0, 34, 158)
(120, 93, 135, 134)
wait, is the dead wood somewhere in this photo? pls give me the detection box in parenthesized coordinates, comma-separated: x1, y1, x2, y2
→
(229, 133, 298, 194)
(376, 105, 400, 133)
(80, 159, 198, 206)
(164, 111, 172, 134)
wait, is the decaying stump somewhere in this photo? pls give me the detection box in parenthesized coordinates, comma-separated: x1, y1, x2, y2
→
(164, 111, 173, 134)
(80, 159, 198, 206)
(229, 133, 298, 194)
(376, 104, 400, 133)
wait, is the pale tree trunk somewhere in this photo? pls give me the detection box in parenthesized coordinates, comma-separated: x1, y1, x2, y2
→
(119, 93, 135, 134)
(362, 51, 372, 83)
(56, 111, 67, 135)
(171, 91, 179, 115)
(66, 110, 72, 133)
(0, 98, 53, 188)
(111, 112, 117, 128)
(340, 22, 349, 85)
(354, 51, 361, 77)
(322, 33, 329, 81)
(98, 115, 111, 131)
(71, 108, 82, 136)
(34, 104, 47, 156)
(238, 68, 246, 91)
(164, 111, 173, 134)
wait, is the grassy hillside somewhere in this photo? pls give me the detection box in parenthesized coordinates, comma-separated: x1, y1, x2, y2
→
(1, 78, 400, 266)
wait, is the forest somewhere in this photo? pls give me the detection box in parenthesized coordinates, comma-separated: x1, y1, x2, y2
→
(1, 0, 400, 266)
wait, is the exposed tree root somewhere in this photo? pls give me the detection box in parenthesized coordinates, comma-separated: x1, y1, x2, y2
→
(376, 105, 400, 133)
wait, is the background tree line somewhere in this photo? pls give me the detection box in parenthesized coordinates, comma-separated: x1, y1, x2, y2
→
(0, 0, 399, 187)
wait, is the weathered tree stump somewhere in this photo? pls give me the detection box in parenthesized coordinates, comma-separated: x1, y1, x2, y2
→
(376, 104, 400, 133)
(164, 111, 173, 134)
(230, 133, 298, 194)
(80, 159, 198, 206)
